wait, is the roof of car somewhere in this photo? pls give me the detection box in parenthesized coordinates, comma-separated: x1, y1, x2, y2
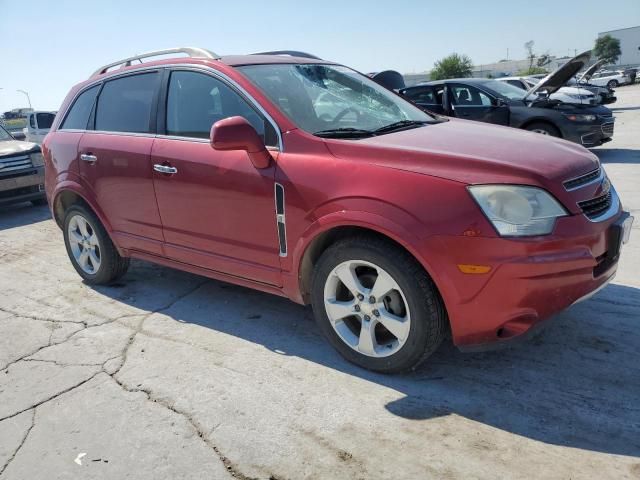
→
(219, 54, 335, 66)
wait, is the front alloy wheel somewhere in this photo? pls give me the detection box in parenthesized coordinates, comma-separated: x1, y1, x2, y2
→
(324, 260, 410, 357)
(311, 236, 447, 373)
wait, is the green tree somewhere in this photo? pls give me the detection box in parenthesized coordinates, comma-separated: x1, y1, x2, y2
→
(430, 53, 474, 80)
(594, 35, 621, 64)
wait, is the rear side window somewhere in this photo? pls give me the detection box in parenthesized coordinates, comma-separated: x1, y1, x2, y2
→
(36, 113, 55, 129)
(403, 87, 436, 104)
(166, 70, 277, 146)
(61, 85, 99, 130)
(95, 73, 158, 133)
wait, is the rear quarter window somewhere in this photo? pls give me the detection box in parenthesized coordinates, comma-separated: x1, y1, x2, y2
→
(60, 85, 99, 130)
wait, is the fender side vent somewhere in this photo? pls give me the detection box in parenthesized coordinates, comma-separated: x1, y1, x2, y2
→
(275, 183, 287, 256)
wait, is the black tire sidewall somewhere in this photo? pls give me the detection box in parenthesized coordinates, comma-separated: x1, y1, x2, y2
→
(607, 80, 618, 89)
(311, 242, 442, 373)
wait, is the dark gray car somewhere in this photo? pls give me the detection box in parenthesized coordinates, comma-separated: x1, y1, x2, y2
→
(0, 124, 47, 207)
(400, 51, 615, 148)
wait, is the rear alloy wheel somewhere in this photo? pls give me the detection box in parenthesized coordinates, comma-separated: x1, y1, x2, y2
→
(607, 80, 618, 89)
(525, 122, 560, 137)
(63, 205, 129, 284)
(311, 236, 447, 373)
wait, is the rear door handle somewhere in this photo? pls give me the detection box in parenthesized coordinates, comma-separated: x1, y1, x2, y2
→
(153, 164, 178, 174)
(80, 154, 97, 164)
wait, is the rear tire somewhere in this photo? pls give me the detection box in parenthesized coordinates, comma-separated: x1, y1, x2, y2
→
(607, 80, 618, 89)
(525, 122, 560, 137)
(311, 236, 447, 373)
(63, 205, 129, 285)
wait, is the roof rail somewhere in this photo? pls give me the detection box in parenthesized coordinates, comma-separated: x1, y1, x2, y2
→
(90, 47, 220, 78)
(251, 50, 322, 60)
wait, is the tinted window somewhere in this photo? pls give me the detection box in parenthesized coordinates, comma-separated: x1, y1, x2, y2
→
(61, 85, 99, 130)
(166, 71, 277, 146)
(451, 85, 493, 106)
(29, 115, 36, 128)
(36, 113, 55, 129)
(95, 73, 158, 133)
(403, 87, 437, 104)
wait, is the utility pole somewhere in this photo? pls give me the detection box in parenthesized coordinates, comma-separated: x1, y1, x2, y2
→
(17, 89, 32, 109)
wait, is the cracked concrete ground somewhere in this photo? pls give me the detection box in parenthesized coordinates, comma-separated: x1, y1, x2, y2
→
(1, 85, 640, 480)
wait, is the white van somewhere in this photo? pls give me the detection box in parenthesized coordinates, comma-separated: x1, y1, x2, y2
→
(23, 111, 56, 144)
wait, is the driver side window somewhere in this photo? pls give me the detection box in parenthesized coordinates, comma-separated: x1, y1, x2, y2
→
(166, 71, 278, 146)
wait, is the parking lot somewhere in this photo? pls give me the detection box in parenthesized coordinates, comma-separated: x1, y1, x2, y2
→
(0, 84, 638, 479)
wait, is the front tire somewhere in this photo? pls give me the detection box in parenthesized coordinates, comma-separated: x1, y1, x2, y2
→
(525, 122, 560, 137)
(63, 205, 129, 285)
(311, 236, 447, 373)
(607, 80, 618, 89)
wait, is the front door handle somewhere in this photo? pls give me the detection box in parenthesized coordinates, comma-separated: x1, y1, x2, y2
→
(153, 164, 178, 174)
(80, 153, 97, 164)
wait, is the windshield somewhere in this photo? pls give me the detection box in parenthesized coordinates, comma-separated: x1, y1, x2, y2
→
(480, 80, 528, 100)
(238, 64, 435, 136)
(0, 125, 13, 141)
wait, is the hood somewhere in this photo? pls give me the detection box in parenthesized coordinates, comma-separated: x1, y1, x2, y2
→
(0, 139, 39, 157)
(577, 59, 606, 82)
(525, 50, 592, 98)
(323, 119, 599, 191)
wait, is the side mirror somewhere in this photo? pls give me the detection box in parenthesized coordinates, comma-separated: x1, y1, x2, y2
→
(210, 116, 271, 169)
(494, 98, 507, 107)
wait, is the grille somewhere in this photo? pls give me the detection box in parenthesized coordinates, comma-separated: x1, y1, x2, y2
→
(0, 154, 32, 175)
(563, 167, 601, 190)
(577, 191, 612, 219)
(601, 122, 614, 136)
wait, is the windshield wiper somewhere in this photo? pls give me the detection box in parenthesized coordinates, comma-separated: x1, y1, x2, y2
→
(313, 128, 374, 138)
(373, 120, 431, 134)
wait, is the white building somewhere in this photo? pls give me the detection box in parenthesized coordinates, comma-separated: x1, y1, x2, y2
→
(598, 26, 640, 67)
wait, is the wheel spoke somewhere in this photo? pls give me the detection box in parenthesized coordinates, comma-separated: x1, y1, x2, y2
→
(370, 269, 396, 300)
(69, 230, 83, 244)
(77, 217, 90, 237)
(88, 249, 100, 270)
(334, 263, 365, 297)
(357, 319, 377, 355)
(377, 309, 410, 342)
(78, 250, 90, 270)
(88, 233, 99, 246)
(325, 298, 357, 322)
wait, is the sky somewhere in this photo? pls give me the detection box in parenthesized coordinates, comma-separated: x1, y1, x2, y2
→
(1, 0, 638, 112)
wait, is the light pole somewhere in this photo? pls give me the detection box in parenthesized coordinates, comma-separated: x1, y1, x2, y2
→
(16, 89, 32, 109)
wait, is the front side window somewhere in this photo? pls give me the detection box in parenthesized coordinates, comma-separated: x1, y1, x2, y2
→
(239, 64, 434, 136)
(61, 85, 99, 130)
(166, 70, 277, 146)
(95, 73, 158, 133)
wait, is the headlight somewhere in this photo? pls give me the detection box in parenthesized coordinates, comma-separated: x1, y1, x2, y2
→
(468, 185, 567, 236)
(563, 113, 597, 122)
(30, 152, 44, 166)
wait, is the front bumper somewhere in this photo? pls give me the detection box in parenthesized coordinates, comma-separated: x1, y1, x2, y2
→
(563, 119, 615, 147)
(0, 166, 46, 206)
(425, 208, 631, 350)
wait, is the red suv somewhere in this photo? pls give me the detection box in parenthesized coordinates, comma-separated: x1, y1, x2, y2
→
(43, 47, 633, 372)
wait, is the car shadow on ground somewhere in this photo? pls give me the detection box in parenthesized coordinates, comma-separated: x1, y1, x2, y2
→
(92, 261, 640, 458)
(0, 203, 51, 230)
(593, 148, 640, 164)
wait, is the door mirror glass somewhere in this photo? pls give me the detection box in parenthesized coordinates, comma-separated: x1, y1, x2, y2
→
(210, 116, 271, 169)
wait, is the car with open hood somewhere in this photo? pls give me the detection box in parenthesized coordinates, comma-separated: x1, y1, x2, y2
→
(400, 51, 615, 147)
(564, 60, 618, 104)
(43, 47, 632, 373)
(496, 76, 598, 105)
